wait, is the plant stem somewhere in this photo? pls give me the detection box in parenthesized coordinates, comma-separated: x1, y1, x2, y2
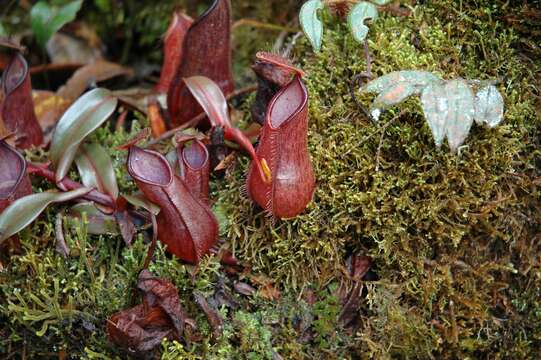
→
(147, 85, 257, 146)
(142, 212, 158, 271)
(27, 162, 116, 209)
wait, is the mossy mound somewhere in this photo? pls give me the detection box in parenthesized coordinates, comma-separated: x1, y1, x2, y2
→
(1, 0, 540, 358)
(217, 0, 541, 357)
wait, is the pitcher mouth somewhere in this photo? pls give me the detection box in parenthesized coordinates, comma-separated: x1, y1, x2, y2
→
(266, 76, 308, 130)
(128, 146, 173, 187)
(180, 139, 209, 172)
(0, 140, 27, 200)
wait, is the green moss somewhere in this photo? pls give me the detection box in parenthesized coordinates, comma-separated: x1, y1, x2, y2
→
(216, 0, 541, 357)
(1, 0, 540, 358)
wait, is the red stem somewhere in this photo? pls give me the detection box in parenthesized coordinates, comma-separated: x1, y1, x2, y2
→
(224, 127, 271, 183)
(27, 162, 116, 209)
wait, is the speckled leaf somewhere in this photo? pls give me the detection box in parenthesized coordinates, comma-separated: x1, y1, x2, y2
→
(0, 187, 90, 242)
(371, 83, 417, 120)
(366, 70, 442, 121)
(75, 143, 119, 200)
(420, 81, 448, 147)
(50, 88, 117, 183)
(421, 80, 475, 151)
(364, 70, 441, 94)
(348, 2, 378, 43)
(474, 85, 504, 128)
(299, 0, 324, 52)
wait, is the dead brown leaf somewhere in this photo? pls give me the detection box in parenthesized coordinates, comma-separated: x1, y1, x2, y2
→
(57, 60, 133, 101)
(107, 270, 186, 355)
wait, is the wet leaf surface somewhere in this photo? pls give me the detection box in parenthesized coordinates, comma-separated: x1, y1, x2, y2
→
(474, 85, 504, 128)
(421, 79, 474, 151)
(75, 142, 119, 201)
(183, 76, 230, 128)
(0, 187, 91, 243)
(363, 70, 441, 120)
(49, 88, 117, 182)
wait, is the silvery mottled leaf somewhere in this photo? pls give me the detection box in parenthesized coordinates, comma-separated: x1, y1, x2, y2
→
(50, 88, 117, 183)
(0, 188, 91, 242)
(421, 80, 475, 151)
(420, 81, 448, 147)
(299, 0, 324, 52)
(348, 2, 378, 43)
(371, 83, 417, 121)
(371, 0, 393, 4)
(474, 85, 504, 128)
(364, 71, 441, 94)
(444, 80, 475, 151)
(75, 143, 119, 200)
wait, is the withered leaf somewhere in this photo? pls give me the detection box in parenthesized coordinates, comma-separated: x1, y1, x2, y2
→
(56, 60, 133, 101)
(251, 52, 302, 125)
(107, 270, 186, 354)
(194, 291, 223, 339)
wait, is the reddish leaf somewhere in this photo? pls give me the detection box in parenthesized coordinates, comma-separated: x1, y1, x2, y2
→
(148, 99, 167, 138)
(167, 0, 234, 127)
(338, 256, 373, 329)
(247, 76, 315, 219)
(0, 140, 32, 213)
(127, 146, 218, 264)
(1, 52, 43, 148)
(183, 76, 271, 184)
(349, 255, 372, 281)
(182, 76, 230, 128)
(176, 138, 210, 202)
(155, 12, 193, 93)
(107, 270, 186, 354)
